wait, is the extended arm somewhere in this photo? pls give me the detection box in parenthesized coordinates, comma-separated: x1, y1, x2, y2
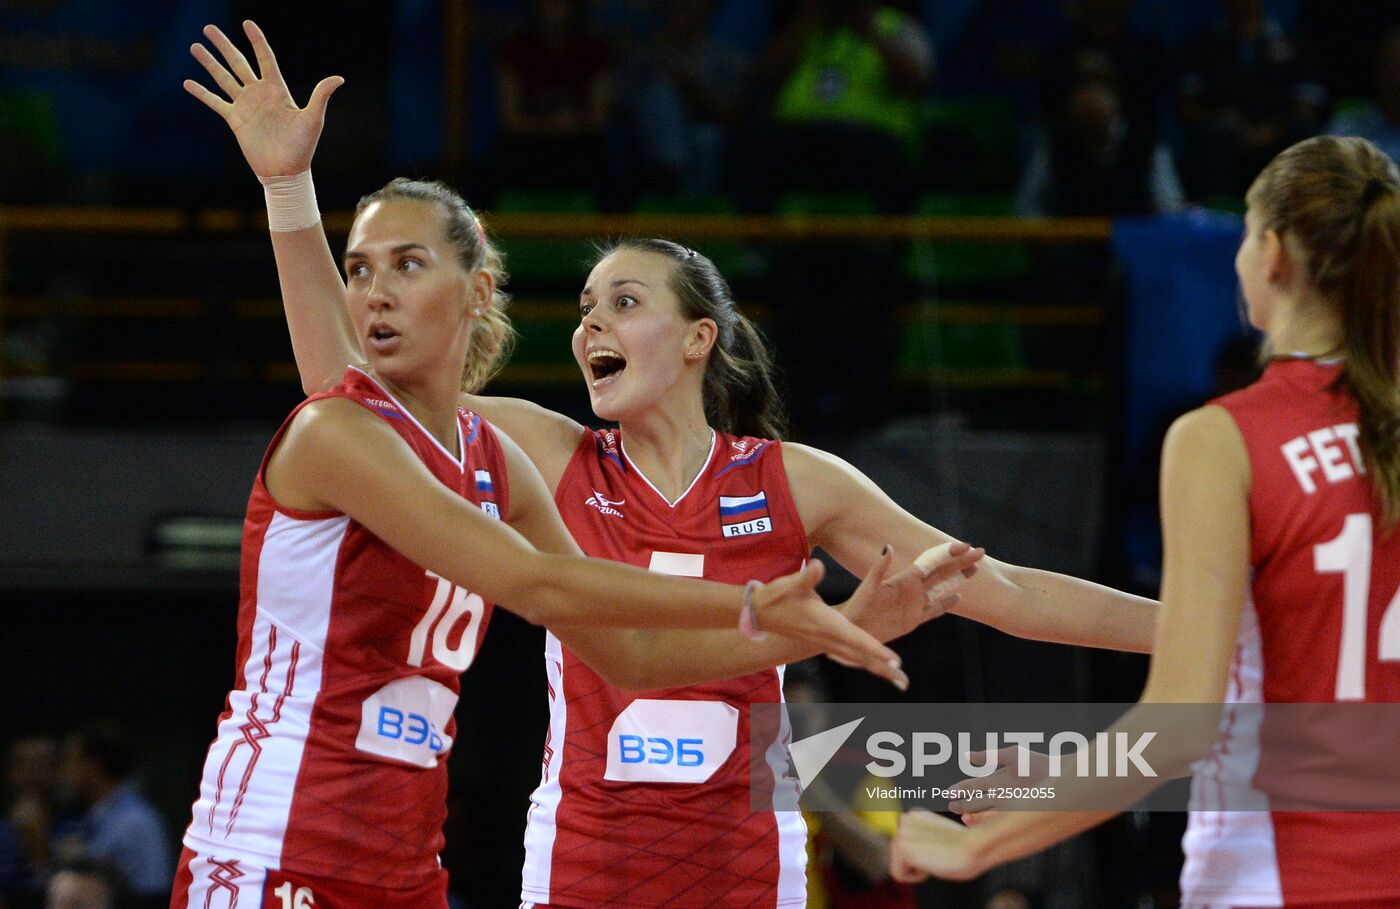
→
(265, 398, 909, 682)
(785, 443, 1159, 652)
(494, 423, 977, 689)
(889, 406, 1250, 881)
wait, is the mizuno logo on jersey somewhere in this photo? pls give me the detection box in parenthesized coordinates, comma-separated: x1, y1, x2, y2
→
(475, 469, 500, 519)
(586, 488, 625, 518)
(718, 491, 772, 537)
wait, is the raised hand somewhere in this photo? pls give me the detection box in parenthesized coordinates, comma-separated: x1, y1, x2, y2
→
(183, 20, 343, 177)
(841, 542, 985, 644)
(754, 561, 910, 690)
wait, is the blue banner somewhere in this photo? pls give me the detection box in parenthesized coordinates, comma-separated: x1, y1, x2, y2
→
(1112, 211, 1254, 472)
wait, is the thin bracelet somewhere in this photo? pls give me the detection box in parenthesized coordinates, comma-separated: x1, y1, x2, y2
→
(739, 580, 768, 642)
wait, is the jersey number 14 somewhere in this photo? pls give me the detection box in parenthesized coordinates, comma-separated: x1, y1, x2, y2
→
(1315, 513, 1400, 700)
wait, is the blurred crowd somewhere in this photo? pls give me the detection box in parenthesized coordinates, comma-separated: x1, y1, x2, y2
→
(0, 0, 1397, 215)
(0, 724, 172, 909)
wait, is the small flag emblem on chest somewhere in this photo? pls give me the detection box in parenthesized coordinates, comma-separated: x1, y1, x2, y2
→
(718, 492, 772, 537)
(475, 469, 500, 518)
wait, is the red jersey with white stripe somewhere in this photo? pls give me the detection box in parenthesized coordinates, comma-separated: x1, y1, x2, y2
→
(521, 428, 810, 908)
(1182, 358, 1400, 906)
(180, 367, 509, 890)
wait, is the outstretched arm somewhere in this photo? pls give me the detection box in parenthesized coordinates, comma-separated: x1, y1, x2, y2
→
(265, 398, 912, 685)
(785, 443, 1158, 652)
(493, 427, 979, 690)
(185, 20, 360, 394)
(888, 406, 1248, 881)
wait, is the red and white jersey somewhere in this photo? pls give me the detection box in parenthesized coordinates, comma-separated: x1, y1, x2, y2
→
(1182, 358, 1400, 906)
(180, 367, 509, 890)
(521, 428, 810, 908)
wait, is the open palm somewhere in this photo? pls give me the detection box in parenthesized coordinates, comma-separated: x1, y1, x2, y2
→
(183, 20, 342, 178)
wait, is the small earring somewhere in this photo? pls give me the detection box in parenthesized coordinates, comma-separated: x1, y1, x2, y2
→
(686, 349, 700, 360)
(472, 307, 483, 317)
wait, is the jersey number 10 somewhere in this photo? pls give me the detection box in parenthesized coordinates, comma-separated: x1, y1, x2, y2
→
(409, 571, 486, 671)
(1315, 513, 1400, 700)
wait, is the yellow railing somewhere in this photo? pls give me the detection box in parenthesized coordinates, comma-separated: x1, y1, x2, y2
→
(0, 206, 1111, 238)
(0, 208, 1112, 392)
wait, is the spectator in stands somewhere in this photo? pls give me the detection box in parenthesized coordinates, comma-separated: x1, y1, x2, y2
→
(494, 0, 616, 204)
(0, 736, 60, 908)
(620, 0, 750, 196)
(50, 723, 171, 904)
(1016, 77, 1185, 218)
(749, 0, 932, 212)
(1325, 26, 1400, 167)
(1176, 0, 1326, 199)
(1017, 76, 1184, 317)
(747, 0, 932, 437)
(44, 859, 123, 909)
(1039, 0, 1169, 143)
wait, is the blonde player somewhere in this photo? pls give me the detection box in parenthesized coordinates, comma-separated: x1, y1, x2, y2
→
(171, 23, 985, 909)
(192, 21, 1158, 908)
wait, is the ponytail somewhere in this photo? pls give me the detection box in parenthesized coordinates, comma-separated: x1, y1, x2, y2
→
(1249, 136, 1400, 525)
(1340, 184, 1400, 525)
(706, 306, 787, 440)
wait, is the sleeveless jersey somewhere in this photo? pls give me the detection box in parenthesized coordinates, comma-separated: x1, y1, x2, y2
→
(1181, 358, 1400, 906)
(521, 428, 811, 908)
(180, 367, 510, 890)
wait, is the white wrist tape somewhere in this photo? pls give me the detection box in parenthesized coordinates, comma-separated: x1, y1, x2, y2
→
(258, 171, 320, 232)
(913, 541, 955, 577)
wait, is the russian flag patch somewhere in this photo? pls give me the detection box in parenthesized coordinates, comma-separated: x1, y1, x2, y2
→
(475, 469, 500, 519)
(718, 491, 772, 537)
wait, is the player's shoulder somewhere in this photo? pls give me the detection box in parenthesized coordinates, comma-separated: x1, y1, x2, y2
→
(1164, 404, 1245, 456)
(1168, 403, 1239, 438)
(710, 432, 781, 477)
(292, 395, 381, 435)
(274, 398, 400, 471)
(778, 440, 854, 486)
(464, 394, 590, 488)
(1162, 405, 1250, 491)
(461, 394, 586, 445)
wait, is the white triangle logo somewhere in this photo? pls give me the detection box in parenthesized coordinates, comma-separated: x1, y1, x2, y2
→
(788, 717, 864, 789)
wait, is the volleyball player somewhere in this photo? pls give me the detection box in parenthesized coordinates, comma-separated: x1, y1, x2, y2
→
(170, 25, 983, 909)
(891, 136, 1400, 907)
(191, 21, 1159, 908)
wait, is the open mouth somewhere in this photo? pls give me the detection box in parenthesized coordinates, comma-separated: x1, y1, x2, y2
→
(587, 348, 627, 385)
(367, 322, 401, 345)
